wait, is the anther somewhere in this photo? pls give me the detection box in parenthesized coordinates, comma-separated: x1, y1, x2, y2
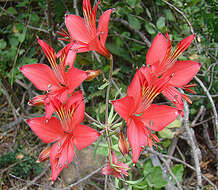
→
(58, 142, 62, 147)
(149, 120, 154, 127)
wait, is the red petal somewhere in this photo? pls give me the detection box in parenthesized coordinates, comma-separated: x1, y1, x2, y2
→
(127, 119, 147, 163)
(140, 104, 179, 131)
(38, 39, 57, 67)
(172, 35, 195, 59)
(50, 136, 75, 181)
(146, 33, 168, 66)
(44, 95, 55, 119)
(74, 124, 100, 150)
(27, 117, 64, 143)
(65, 14, 90, 43)
(101, 164, 113, 175)
(97, 9, 113, 45)
(66, 68, 88, 93)
(65, 49, 77, 68)
(87, 37, 110, 57)
(65, 91, 84, 127)
(127, 69, 142, 108)
(111, 96, 135, 121)
(165, 61, 201, 87)
(162, 86, 184, 110)
(19, 64, 59, 91)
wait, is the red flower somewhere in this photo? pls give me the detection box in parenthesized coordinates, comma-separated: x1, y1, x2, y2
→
(112, 66, 179, 163)
(146, 33, 201, 110)
(58, 0, 113, 59)
(27, 91, 100, 181)
(102, 151, 129, 178)
(20, 39, 88, 119)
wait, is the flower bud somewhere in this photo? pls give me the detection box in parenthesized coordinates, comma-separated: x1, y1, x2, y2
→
(16, 153, 24, 160)
(151, 134, 160, 143)
(28, 95, 46, 106)
(118, 132, 129, 156)
(37, 146, 51, 163)
(85, 70, 101, 81)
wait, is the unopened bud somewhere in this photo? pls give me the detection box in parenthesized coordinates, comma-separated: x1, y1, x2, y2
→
(148, 137, 153, 148)
(37, 146, 51, 163)
(151, 134, 160, 143)
(181, 94, 192, 104)
(28, 95, 46, 106)
(16, 153, 24, 160)
(118, 132, 129, 156)
(85, 70, 101, 81)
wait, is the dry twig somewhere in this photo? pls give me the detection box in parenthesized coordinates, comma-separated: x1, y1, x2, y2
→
(183, 99, 202, 189)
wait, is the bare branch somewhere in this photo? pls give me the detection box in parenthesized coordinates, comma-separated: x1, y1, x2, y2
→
(111, 18, 151, 47)
(183, 96, 202, 189)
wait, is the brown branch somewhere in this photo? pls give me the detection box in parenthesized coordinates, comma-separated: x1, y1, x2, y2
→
(73, 0, 79, 16)
(194, 76, 218, 137)
(111, 18, 151, 47)
(183, 96, 202, 189)
(161, 0, 200, 53)
(46, 0, 54, 47)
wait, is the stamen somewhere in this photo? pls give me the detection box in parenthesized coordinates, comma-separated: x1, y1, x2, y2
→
(149, 120, 154, 127)
(181, 94, 192, 104)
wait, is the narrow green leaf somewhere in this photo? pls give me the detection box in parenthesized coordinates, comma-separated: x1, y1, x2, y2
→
(0, 39, 7, 49)
(145, 22, 156, 34)
(98, 81, 109, 90)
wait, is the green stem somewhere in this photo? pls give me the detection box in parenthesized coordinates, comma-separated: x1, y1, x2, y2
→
(104, 55, 114, 166)
(105, 55, 113, 125)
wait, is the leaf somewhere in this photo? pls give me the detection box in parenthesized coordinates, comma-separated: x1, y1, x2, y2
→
(145, 22, 156, 34)
(164, 9, 175, 21)
(146, 167, 168, 188)
(16, 0, 29, 7)
(9, 37, 19, 47)
(170, 164, 184, 183)
(15, 32, 26, 43)
(128, 14, 141, 30)
(0, 39, 7, 49)
(126, 0, 137, 8)
(167, 119, 181, 128)
(122, 177, 145, 185)
(107, 43, 132, 62)
(158, 128, 174, 139)
(98, 81, 109, 90)
(146, 8, 152, 20)
(7, 7, 17, 15)
(143, 160, 153, 176)
(156, 16, 165, 29)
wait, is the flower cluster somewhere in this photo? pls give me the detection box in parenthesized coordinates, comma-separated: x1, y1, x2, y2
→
(112, 33, 201, 163)
(20, 0, 112, 181)
(20, 0, 200, 181)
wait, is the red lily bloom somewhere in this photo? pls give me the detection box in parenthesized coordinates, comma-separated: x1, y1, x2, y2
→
(27, 91, 100, 181)
(146, 33, 201, 110)
(112, 66, 179, 163)
(58, 0, 113, 59)
(102, 151, 129, 178)
(20, 39, 88, 119)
